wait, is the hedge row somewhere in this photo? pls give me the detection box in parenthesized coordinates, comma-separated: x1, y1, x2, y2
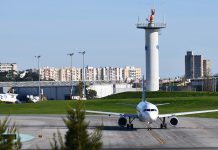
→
(103, 91, 218, 99)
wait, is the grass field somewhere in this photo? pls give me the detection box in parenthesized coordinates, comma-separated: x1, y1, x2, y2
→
(0, 95, 218, 118)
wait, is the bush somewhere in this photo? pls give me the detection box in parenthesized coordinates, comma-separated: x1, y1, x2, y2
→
(0, 116, 22, 150)
(103, 91, 218, 99)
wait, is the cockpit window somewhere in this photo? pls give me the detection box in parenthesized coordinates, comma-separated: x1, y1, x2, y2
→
(144, 109, 157, 112)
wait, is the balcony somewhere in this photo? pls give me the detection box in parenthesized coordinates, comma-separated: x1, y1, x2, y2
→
(136, 22, 166, 29)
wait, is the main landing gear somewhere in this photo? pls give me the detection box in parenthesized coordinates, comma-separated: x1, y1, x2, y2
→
(160, 117, 167, 129)
(126, 117, 135, 129)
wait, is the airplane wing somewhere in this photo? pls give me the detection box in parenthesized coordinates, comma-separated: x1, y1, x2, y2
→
(85, 110, 138, 118)
(158, 109, 218, 118)
(85, 110, 121, 116)
(155, 103, 170, 106)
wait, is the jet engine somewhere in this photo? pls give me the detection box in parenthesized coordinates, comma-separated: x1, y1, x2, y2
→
(169, 117, 179, 126)
(118, 117, 127, 127)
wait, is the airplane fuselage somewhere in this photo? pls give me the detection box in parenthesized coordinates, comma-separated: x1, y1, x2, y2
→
(0, 93, 20, 103)
(136, 101, 159, 123)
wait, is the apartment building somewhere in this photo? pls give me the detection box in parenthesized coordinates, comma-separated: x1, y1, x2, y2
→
(59, 67, 81, 81)
(0, 63, 17, 72)
(203, 59, 211, 77)
(39, 66, 141, 82)
(185, 51, 211, 79)
(40, 67, 59, 81)
(123, 66, 141, 82)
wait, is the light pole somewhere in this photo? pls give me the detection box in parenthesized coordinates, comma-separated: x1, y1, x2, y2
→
(35, 55, 41, 100)
(67, 53, 74, 99)
(215, 77, 217, 92)
(213, 77, 217, 92)
(78, 51, 86, 99)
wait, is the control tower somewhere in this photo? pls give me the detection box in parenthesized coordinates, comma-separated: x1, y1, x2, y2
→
(137, 9, 166, 91)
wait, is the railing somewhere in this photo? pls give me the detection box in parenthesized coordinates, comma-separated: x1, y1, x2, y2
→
(136, 22, 166, 28)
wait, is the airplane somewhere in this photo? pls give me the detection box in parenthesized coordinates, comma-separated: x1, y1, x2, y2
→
(85, 77, 218, 129)
(27, 95, 41, 103)
(0, 93, 42, 104)
(0, 93, 21, 104)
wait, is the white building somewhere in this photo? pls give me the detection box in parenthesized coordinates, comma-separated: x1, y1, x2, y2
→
(85, 66, 96, 81)
(123, 66, 141, 82)
(40, 67, 59, 81)
(39, 66, 141, 82)
(59, 67, 81, 81)
(0, 63, 17, 72)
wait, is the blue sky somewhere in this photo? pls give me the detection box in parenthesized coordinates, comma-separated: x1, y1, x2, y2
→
(0, 0, 217, 78)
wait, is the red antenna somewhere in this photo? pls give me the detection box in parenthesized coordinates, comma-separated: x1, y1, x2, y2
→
(149, 9, 155, 23)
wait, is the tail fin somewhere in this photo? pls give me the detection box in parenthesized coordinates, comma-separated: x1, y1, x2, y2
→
(142, 75, 146, 102)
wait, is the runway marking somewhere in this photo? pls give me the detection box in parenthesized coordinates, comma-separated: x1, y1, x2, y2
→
(148, 130, 166, 145)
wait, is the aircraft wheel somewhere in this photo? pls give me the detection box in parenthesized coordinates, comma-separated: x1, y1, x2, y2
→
(130, 124, 134, 129)
(164, 124, 167, 129)
(127, 124, 130, 129)
(160, 124, 163, 129)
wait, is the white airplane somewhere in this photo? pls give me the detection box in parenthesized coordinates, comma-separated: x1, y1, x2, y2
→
(0, 93, 21, 104)
(27, 95, 40, 103)
(85, 77, 218, 129)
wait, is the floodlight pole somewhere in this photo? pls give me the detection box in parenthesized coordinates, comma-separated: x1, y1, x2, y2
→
(67, 53, 74, 99)
(78, 51, 86, 99)
(215, 78, 217, 92)
(35, 55, 41, 100)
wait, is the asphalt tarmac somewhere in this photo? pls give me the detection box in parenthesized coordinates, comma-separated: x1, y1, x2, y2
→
(1, 115, 218, 150)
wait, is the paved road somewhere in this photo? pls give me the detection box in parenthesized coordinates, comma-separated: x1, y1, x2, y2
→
(0, 115, 218, 150)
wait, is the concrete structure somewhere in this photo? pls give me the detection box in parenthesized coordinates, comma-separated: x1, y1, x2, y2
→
(185, 51, 210, 79)
(137, 9, 166, 91)
(0, 63, 17, 72)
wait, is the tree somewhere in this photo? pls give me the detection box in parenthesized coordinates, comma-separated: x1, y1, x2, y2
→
(0, 116, 22, 150)
(50, 101, 102, 150)
(86, 89, 97, 99)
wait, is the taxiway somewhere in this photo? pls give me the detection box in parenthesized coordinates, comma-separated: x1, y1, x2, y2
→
(1, 115, 218, 150)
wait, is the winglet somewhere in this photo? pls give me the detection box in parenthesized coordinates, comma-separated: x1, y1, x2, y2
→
(142, 75, 146, 102)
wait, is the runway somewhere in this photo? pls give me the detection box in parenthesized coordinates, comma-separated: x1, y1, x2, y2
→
(1, 115, 218, 150)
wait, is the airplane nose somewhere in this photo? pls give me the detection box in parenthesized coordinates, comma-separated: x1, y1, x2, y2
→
(148, 112, 157, 122)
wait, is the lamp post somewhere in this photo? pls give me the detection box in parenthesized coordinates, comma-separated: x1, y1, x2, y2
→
(213, 77, 217, 92)
(78, 51, 86, 99)
(67, 53, 74, 99)
(35, 55, 41, 100)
